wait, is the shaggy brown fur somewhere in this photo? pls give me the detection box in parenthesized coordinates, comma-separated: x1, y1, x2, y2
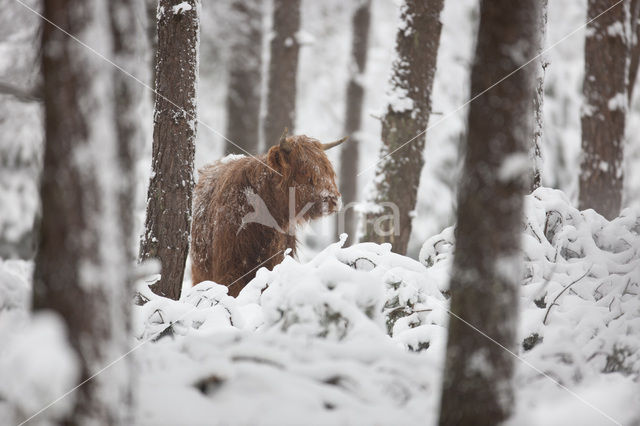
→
(191, 134, 341, 297)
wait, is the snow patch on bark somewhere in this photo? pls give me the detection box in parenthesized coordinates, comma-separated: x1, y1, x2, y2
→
(607, 92, 627, 111)
(172, 1, 192, 15)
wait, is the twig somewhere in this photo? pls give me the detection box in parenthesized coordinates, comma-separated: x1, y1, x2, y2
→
(543, 265, 593, 325)
(527, 221, 542, 244)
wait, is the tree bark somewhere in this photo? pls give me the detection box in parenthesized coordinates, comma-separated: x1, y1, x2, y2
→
(34, 0, 134, 423)
(438, 1, 537, 425)
(335, 0, 371, 246)
(531, 0, 548, 191)
(361, 0, 444, 255)
(225, 0, 262, 156)
(110, 0, 143, 265)
(578, 0, 629, 220)
(146, 0, 158, 99)
(140, 0, 200, 300)
(263, 0, 301, 147)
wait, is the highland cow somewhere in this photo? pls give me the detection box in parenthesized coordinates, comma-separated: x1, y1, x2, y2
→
(191, 130, 347, 297)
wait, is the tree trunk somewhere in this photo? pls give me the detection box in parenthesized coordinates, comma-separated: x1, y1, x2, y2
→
(225, 0, 262, 156)
(139, 0, 200, 300)
(578, 0, 629, 220)
(531, 0, 548, 191)
(438, 1, 537, 425)
(263, 0, 301, 146)
(146, 0, 158, 98)
(34, 0, 134, 423)
(335, 0, 371, 246)
(108, 0, 142, 414)
(628, 0, 640, 102)
(110, 0, 143, 264)
(361, 0, 444, 255)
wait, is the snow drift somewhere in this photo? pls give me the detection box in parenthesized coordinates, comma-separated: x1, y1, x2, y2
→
(0, 187, 638, 425)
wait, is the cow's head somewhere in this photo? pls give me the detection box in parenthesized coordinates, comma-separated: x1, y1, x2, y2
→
(267, 128, 347, 222)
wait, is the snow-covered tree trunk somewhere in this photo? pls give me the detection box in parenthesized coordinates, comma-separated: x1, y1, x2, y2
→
(579, 0, 629, 220)
(438, 1, 537, 425)
(361, 0, 444, 255)
(531, 0, 548, 191)
(34, 0, 134, 423)
(336, 0, 371, 246)
(145, 0, 158, 100)
(109, 0, 143, 264)
(108, 0, 142, 413)
(225, 0, 262, 155)
(263, 0, 300, 146)
(628, 0, 640, 102)
(140, 0, 200, 300)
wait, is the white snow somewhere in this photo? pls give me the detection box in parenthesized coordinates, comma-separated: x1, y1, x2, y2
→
(295, 30, 316, 46)
(0, 311, 80, 424)
(1, 188, 639, 425)
(498, 153, 530, 182)
(606, 21, 625, 38)
(172, 2, 192, 15)
(219, 153, 245, 164)
(607, 92, 627, 111)
(581, 102, 597, 117)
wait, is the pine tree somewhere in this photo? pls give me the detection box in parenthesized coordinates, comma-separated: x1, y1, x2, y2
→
(438, 1, 537, 424)
(531, 0, 548, 191)
(336, 0, 371, 246)
(579, 0, 629, 220)
(263, 0, 301, 146)
(110, 0, 143, 264)
(34, 0, 138, 422)
(628, 0, 640, 102)
(361, 0, 444, 255)
(140, 0, 200, 300)
(225, 0, 263, 155)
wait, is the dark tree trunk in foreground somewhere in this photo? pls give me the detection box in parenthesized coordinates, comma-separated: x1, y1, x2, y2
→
(579, 0, 629, 220)
(438, 1, 537, 425)
(361, 0, 444, 254)
(225, 0, 262, 155)
(140, 0, 199, 300)
(263, 0, 300, 146)
(336, 0, 371, 245)
(531, 0, 548, 191)
(34, 0, 135, 423)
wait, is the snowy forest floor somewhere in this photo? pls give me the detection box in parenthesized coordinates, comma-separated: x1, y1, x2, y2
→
(1, 187, 639, 425)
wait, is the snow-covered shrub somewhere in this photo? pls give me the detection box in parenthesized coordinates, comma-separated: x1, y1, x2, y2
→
(138, 235, 448, 352)
(133, 237, 448, 425)
(419, 187, 640, 383)
(134, 279, 242, 340)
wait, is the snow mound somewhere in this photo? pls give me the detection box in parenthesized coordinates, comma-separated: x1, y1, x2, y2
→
(420, 187, 640, 384)
(0, 260, 80, 425)
(134, 240, 448, 425)
(135, 187, 639, 424)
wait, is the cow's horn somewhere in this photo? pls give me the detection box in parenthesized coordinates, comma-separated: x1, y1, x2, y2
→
(278, 127, 292, 153)
(321, 136, 348, 151)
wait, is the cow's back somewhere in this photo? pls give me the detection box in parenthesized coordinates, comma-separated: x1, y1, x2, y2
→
(190, 156, 288, 296)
